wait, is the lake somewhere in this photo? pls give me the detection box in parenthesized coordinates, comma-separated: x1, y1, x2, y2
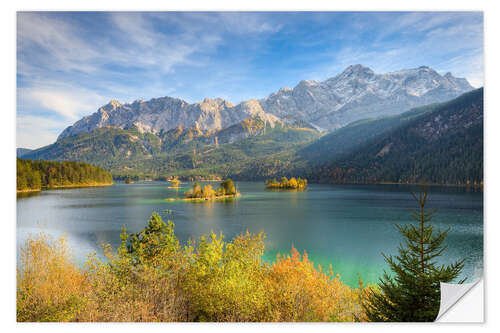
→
(17, 181, 483, 287)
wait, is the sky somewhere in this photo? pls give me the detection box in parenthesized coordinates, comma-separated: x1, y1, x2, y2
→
(17, 11, 483, 149)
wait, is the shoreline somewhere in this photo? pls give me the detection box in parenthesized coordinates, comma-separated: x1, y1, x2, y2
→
(17, 182, 114, 193)
(16, 188, 41, 193)
(266, 186, 307, 190)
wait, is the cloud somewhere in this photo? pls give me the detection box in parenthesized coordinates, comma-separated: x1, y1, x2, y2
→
(17, 12, 101, 74)
(17, 12, 224, 80)
(152, 12, 283, 35)
(18, 83, 110, 121)
(109, 13, 159, 48)
(106, 12, 226, 73)
(435, 49, 484, 87)
(216, 12, 283, 34)
(16, 115, 69, 149)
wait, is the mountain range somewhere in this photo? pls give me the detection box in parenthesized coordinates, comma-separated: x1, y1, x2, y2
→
(57, 64, 473, 140)
(21, 64, 481, 185)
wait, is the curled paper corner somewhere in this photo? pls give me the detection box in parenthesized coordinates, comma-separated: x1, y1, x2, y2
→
(436, 278, 484, 322)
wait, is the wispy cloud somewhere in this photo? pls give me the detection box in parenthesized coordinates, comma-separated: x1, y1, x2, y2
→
(17, 13, 101, 74)
(216, 12, 283, 34)
(107, 13, 223, 72)
(16, 115, 70, 149)
(18, 84, 110, 121)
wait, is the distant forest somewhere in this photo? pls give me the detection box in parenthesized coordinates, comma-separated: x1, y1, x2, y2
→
(304, 88, 484, 186)
(17, 158, 113, 192)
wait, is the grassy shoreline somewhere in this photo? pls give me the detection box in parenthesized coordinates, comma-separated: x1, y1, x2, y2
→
(16, 188, 41, 193)
(17, 182, 114, 193)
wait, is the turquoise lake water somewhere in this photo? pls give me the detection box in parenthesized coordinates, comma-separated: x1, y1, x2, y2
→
(17, 181, 483, 287)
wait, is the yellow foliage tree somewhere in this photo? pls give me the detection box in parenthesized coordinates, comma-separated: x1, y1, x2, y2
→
(265, 247, 365, 321)
(17, 234, 87, 322)
(288, 177, 298, 188)
(202, 184, 216, 199)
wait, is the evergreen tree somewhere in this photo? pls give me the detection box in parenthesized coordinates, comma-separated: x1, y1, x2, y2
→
(363, 185, 465, 322)
(16, 158, 112, 191)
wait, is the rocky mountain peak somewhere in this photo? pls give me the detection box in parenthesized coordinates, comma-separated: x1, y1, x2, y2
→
(202, 97, 224, 104)
(341, 64, 375, 77)
(297, 80, 320, 88)
(57, 64, 474, 141)
(98, 99, 122, 113)
(261, 64, 473, 131)
(107, 99, 122, 108)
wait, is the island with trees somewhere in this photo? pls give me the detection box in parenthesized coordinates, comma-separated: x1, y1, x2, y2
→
(265, 177, 307, 190)
(124, 177, 135, 184)
(17, 158, 113, 193)
(183, 179, 239, 201)
(169, 177, 180, 188)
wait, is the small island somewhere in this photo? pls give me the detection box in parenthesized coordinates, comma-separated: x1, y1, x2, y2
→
(169, 177, 180, 188)
(124, 177, 135, 184)
(265, 177, 307, 190)
(183, 179, 239, 201)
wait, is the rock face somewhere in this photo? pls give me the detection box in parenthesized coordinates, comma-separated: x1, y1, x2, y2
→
(259, 65, 474, 131)
(58, 97, 281, 140)
(58, 64, 473, 140)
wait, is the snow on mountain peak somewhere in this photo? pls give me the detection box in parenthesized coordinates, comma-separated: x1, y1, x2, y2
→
(57, 64, 474, 140)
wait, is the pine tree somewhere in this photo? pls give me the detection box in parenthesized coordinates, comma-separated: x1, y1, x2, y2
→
(363, 185, 465, 322)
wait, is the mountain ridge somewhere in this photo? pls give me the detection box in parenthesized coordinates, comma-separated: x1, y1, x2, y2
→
(57, 64, 473, 141)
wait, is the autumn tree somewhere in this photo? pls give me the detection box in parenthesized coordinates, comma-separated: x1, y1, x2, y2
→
(219, 179, 237, 195)
(202, 185, 216, 198)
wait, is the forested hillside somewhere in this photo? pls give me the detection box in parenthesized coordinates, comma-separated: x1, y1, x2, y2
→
(23, 121, 320, 180)
(297, 103, 442, 165)
(22, 127, 162, 169)
(17, 158, 113, 192)
(305, 88, 483, 185)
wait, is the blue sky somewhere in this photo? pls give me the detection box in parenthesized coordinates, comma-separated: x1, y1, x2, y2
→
(17, 11, 483, 148)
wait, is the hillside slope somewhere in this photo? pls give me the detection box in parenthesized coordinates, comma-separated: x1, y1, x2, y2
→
(304, 88, 483, 185)
(24, 118, 321, 179)
(297, 103, 444, 165)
